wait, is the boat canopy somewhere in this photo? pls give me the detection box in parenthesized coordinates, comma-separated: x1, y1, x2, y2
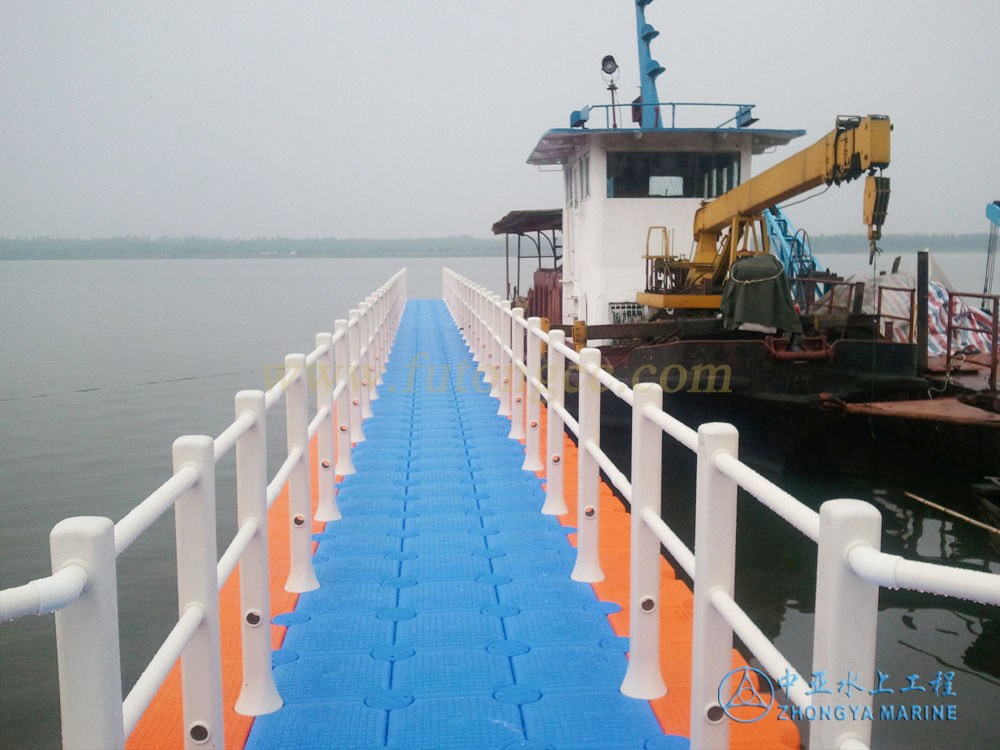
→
(492, 209, 562, 235)
(527, 126, 805, 165)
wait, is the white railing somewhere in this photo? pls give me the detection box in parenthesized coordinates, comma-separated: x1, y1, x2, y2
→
(442, 268, 1000, 750)
(0, 269, 407, 750)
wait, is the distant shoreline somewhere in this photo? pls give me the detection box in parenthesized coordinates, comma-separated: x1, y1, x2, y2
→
(0, 233, 989, 260)
(0, 236, 505, 260)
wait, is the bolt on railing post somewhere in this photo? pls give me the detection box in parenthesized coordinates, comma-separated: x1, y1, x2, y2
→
(360, 300, 375, 414)
(571, 347, 604, 582)
(171, 435, 224, 749)
(541, 329, 568, 515)
(509, 307, 526, 440)
(488, 295, 501, 399)
(314, 333, 340, 522)
(621, 383, 667, 699)
(689, 422, 739, 750)
(49, 516, 125, 750)
(283, 354, 319, 593)
(333, 319, 356, 475)
(523, 317, 544, 471)
(347, 309, 365, 443)
(498, 300, 512, 417)
(232, 391, 283, 716)
(809, 499, 881, 750)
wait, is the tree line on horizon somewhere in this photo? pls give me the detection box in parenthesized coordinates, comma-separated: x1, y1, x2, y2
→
(0, 235, 506, 260)
(0, 232, 989, 260)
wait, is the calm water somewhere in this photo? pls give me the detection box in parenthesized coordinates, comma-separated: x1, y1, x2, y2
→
(1, 254, 997, 749)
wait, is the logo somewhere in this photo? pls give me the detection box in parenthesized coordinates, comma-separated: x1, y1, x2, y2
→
(718, 667, 774, 723)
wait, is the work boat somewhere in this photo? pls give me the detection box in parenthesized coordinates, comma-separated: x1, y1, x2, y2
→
(497, 5, 923, 407)
(494, 1, 999, 470)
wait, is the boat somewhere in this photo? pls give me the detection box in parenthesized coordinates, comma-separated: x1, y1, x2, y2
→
(493, 2, 998, 471)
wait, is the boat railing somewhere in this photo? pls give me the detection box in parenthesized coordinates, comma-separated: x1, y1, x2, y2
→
(0, 269, 407, 750)
(875, 285, 916, 344)
(945, 290, 999, 394)
(442, 268, 1000, 750)
(800, 277, 865, 316)
(577, 101, 756, 130)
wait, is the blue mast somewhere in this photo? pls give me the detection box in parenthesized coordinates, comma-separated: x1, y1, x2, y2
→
(634, 0, 665, 128)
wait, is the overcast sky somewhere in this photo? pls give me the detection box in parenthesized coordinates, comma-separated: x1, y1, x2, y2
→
(1, 0, 997, 239)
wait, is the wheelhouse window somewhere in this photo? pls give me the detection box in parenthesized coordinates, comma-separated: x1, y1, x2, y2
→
(606, 151, 740, 199)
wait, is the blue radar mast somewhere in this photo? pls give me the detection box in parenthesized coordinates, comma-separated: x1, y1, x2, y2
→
(634, 0, 665, 128)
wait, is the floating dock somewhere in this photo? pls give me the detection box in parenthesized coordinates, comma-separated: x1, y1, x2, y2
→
(129, 299, 793, 749)
(7, 281, 994, 750)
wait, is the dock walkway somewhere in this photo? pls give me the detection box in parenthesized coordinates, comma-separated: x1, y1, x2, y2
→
(246, 300, 674, 749)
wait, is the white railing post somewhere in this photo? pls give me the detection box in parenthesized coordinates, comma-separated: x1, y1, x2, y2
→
(621, 383, 667, 699)
(232, 391, 283, 716)
(315, 333, 340, 522)
(509, 308, 526, 440)
(476, 287, 487, 374)
(49, 516, 125, 750)
(382, 290, 391, 368)
(283, 354, 319, 593)
(468, 284, 475, 347)
(492, 294, 503, 400)
(171, 435, 224, 749)
(523, 317, 544, 471)
(359, 300, 374, 415)
(464, 284, 472, 343)
(488, 295, 501, 399)
(810, 499, 881, 750)
(689, 422, 739, 750)
(541, 329, 568, 515)
(364, 295, 378, 403)
(471, 287, 482, 368)
(347, 309, 365, 443)
(571, 347, 604, 582)
(334, 320, 356, 475)
(498, 301, 512, 417)
(374, 293, 385, 387)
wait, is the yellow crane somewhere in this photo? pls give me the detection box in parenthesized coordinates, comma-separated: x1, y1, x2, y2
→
(637, 115, 891, 311)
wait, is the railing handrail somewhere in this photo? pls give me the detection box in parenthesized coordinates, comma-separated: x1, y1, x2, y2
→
(0, 268, 408, 749)
(442, 267, 1000, 750)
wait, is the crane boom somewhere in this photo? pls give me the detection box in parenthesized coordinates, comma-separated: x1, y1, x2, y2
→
(638, 115, 891, 311)
(694, 115, 890, 239)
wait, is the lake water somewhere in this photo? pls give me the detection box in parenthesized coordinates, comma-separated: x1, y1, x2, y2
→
(1, 254, 997, 749)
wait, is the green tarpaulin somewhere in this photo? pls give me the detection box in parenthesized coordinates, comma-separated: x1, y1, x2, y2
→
(720, 254, 802, 333)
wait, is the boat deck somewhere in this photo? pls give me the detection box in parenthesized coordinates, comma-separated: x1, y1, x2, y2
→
(843, 396, 1000, 425)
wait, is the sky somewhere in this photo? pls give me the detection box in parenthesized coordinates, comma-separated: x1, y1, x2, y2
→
(1, 0, 997, 239)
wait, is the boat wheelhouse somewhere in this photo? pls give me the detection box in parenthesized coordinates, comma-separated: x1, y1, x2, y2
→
(528, 105, 804, 327)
